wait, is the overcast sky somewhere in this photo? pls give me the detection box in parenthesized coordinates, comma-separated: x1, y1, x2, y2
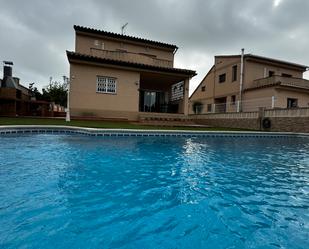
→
(0, 0, 308, 95)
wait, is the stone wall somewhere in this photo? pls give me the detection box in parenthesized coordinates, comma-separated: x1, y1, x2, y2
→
(192, 108, 309, 133)
(267, 117, 309, 133)
(195, 118, 261, 130)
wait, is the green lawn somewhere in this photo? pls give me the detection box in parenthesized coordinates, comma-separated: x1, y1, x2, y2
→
(0, 117, 247, 131)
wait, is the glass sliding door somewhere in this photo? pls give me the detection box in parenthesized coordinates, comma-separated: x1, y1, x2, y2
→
(144, 91, 156, 112)
(139, 90, 167, 112)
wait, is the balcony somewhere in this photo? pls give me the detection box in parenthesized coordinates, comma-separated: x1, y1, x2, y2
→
(252, 75, 309, 90)
(90, 48, 173, 68)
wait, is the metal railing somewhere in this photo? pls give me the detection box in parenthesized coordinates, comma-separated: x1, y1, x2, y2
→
(209, 97, 274, 113)
(90, 48, 173, 68)
(191, 96, 309, 119)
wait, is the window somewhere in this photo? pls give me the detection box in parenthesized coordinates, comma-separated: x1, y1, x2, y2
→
(264, 67, 267, 77)
(94, 40, 104, 49)
(282, 73, 292, 77)
(231, 95, 236, 105)
(96, 76, 117, 94)
(232, 65, 237, 81)
(269, 71, 275, 77)
(201, 86, 206, 92)
(207, 104, 212, 112)
(287, 98, 298, 108)
(219, 73, 226, 83)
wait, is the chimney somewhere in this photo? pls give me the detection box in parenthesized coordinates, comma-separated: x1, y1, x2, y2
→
(3, 61, 13, 78)
(2, 61, 18, 89)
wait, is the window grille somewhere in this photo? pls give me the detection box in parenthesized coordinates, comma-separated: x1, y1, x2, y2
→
(96, 76, 117, 94)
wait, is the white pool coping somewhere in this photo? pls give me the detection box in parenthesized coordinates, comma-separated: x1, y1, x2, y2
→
(0, 125, 308, 138)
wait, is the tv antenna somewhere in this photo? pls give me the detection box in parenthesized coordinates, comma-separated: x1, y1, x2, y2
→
(121, 22, 128, 35)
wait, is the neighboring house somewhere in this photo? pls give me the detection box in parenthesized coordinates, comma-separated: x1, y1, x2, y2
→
(0, 61, 32, 116)
(189, 53, 309, 114)
(0, 62, 52, 117)
(67, 25, 196, 120)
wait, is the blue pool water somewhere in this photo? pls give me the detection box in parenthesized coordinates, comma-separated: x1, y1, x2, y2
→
(0, 134, 309, 249)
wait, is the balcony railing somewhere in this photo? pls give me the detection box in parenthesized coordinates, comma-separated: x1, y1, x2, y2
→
(90, 48, 173, 68)
(252, 75, 309, 90)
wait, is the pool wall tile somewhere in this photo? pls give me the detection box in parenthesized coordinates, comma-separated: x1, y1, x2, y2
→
(0, 126, 308, 139)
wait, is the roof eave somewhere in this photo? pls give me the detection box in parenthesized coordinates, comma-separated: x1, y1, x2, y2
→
(66, 51, 196, 77)
(244, 82, 309, 92)
(189, 65, 215, 99)
(214, 54, 308, 71)
(246, 55, 308, 71)
(74, 25, 178, 51)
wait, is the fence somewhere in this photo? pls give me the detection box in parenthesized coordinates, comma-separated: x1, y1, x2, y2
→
(265, 107, 309, 117)
(191, 107, 309, 132)
(193, 107, 309, 119)
(193, 96, 279, 114)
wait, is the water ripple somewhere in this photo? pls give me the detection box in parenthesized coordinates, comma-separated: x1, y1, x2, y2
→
(0, 135, 308, 248)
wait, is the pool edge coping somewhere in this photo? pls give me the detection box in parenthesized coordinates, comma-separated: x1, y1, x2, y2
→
(0, 125, 308, 138)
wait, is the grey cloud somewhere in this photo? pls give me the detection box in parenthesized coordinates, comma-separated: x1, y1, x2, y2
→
(0, 0, 308, 93)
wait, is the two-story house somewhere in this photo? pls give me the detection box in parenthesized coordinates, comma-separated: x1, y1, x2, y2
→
(189, 51, 309, 114)
(0, 63, 31, 116)
(0, 62, 55, 117)
(67, 25, 196, 120)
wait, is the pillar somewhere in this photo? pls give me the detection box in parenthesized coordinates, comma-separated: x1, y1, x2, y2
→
(183, 78, 189, 115)
(271, 96, 275, 109)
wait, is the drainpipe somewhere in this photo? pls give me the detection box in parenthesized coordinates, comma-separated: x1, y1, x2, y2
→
(173, 47, 178, 55)
(239, 48, 245, 112)
(172, 47, 178, 67)
(65, 76, 72, 122)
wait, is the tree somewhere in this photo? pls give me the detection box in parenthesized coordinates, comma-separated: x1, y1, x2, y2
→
(42, 78, 68, 107)
(28, 82, 43, 100)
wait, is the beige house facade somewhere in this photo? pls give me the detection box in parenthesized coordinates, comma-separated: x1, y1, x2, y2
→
(67, 25, 196, 120)
(189, 53, 309, 114)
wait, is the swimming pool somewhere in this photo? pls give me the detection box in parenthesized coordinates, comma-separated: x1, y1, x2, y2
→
(0, 132, 308, 248)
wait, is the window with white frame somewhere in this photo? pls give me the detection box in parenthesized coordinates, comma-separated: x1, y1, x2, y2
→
(96, 76, 117, 94)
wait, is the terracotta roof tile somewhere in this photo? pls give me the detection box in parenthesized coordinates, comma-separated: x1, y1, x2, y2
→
(74, 25, 178, 50)
(67, 51, 196, 77)
(215, 54, 308, 71)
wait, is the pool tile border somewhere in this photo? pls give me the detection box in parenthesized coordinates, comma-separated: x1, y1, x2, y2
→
(0, 125, 308, 138)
